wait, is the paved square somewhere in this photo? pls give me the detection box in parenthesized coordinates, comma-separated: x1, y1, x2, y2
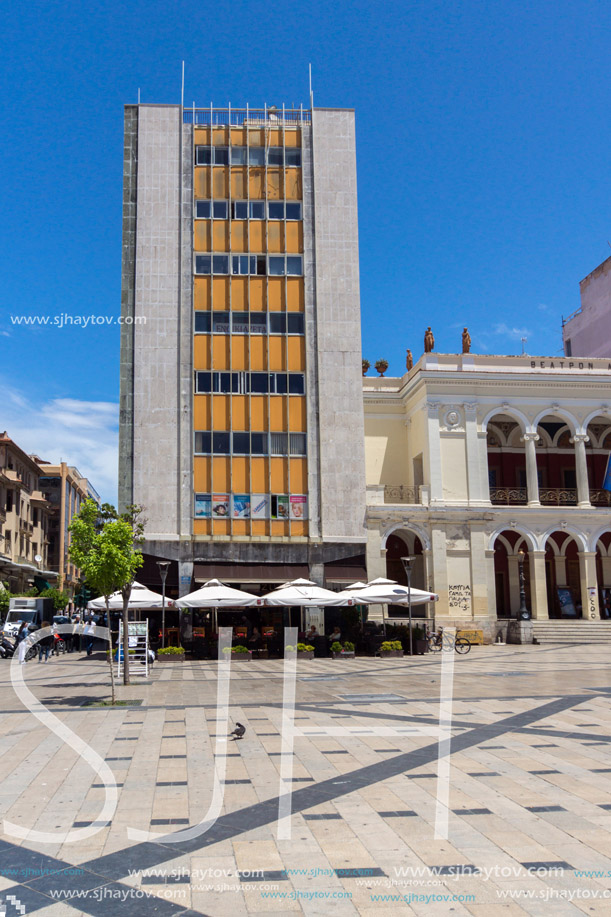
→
(0, 644, 610, 914)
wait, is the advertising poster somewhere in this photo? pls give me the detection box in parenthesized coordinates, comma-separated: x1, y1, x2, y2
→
(212, 494, 230, 518)
(194, 495, 211, 518)
(272, 495, 289, 520)
(232, 495, 251, 518)
(557, 587, 577, 617)
(290, 495, 308, 520)
(251, 494, 270, 519)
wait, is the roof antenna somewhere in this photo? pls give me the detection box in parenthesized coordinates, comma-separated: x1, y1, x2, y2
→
(181, 61, 185, 108)
(309, 63, 314, 109)
(521, 336, 527, 355)
(137, 88, 140, 104)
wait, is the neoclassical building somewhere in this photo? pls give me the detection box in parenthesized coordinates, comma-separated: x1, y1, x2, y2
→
(364, 353, 611, 636)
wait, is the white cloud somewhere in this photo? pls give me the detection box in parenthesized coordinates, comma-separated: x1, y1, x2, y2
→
(1, 385, 118, 504)
(492, 323, 532, 340)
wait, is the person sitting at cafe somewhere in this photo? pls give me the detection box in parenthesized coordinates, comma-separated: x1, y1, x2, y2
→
(328, 626, 342, 644)
(305, 625, 318, 642)
(248, 627, 263, 649)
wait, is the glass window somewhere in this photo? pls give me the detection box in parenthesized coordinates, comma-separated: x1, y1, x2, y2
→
(213, 201, 228, 219)
(195, 146, 212, 165)
(271, 432, 288, 454)
(286, 256, 302, 276)
(231, 146, 247, 164)
(255, 255, 266, 275)
(232, 201, 248, 220)
(269, 256, 284, 276)
(288, 374, 305, 394)
(273, 373, 288, 394)
(251, 433, 267, 454)
(249, 373, 268, 394)
(267, 147, 284, 166)
(232, 432, 250, 454)
(250, 201, 265, 219)
(232, 254, 249, 275)
(285, 202, 302, 220)
(212, 312, 230, 333)
(268, 202, 284, 220)
(250, 313, 267, 334)
(287, 313, 304, 334)
(285, 148, 302, 167)
(196, 372, 212, 393)
(214, 373, 237, 394)
(213, 432, 230, 454)
(212, 255, 229, 274)
(269, 313, 286, 334)
(289, 433, 307, 455)
(194, 312, 211, 333)
(232, 312, 250, 334)
(195, 254, 211, 275)
(195, 200, 211, 219)
(194, 432, 211, 454)
(249, 147, 265, 166)
(213, 147, 229, 165)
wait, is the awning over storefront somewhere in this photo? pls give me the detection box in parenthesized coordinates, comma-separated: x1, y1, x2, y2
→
(194, 564, 309, 584)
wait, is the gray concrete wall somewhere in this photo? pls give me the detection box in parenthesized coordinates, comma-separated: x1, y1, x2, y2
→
(311, 109, 366, 542)
(132, 105, 182, 537)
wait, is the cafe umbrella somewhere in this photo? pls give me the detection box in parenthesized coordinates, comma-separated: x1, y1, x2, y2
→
(175, 578, 262, 633)
(343, 577, 439, 640)
(260, 578, 354, 633)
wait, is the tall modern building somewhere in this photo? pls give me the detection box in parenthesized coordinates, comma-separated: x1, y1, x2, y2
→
(119, 103, 366, 594)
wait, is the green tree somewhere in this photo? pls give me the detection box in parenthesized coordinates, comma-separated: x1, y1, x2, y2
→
(37, 587, 70, 614)
(69, 500, 144, 695)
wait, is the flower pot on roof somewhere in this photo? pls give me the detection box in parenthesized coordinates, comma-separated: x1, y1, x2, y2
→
(362, 359, 370, 376)
(375, 359, 389, 377)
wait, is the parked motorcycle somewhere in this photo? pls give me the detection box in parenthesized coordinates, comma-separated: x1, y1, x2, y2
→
(0, 636, 36, 661)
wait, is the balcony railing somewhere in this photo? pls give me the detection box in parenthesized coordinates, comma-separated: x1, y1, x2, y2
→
(184, 107, 311, 126)
(384, 485, 421, 505)
(490, 487, 528, 505)
(590, 489, 611, 506)
(539, 488, 578, 506)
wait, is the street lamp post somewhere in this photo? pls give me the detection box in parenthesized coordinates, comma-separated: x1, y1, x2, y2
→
(157, 561, 170, 648)
(401, 556, 417, 656)
(517, 549, 531, 621)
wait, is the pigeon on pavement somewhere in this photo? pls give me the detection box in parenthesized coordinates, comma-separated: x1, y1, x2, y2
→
(230, 723, 246, 740)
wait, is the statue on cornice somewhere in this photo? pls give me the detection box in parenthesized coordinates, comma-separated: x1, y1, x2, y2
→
(462, 327, 471, 354)
(406, 349, 413, 371)
(424, 327, 435, 353)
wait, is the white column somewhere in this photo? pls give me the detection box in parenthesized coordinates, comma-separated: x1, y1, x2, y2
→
(426, 402, 443, 503)
(571, 434, 591, 508)
(522, 433, 540, 506)
(366, 526, 387, 622)
(578, 551, 600, 620)
(529, 550, 549, 620)
(465, 403, 487, 504)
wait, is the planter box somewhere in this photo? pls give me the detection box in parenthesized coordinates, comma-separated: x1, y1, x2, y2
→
(230, 652, 252, 660)
(332, 651, 355, 659)
(297, 651, 314, 660)
(157, 653, 185, 663)
(380, 650, 404, 658)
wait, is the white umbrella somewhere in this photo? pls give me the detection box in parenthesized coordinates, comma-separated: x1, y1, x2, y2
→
(175, 579, 261, 608)
(176, 578, 261, 633)
(261, 578, 354, 607)
(347, 577, 438, 605)
(88, 581, 177, 610)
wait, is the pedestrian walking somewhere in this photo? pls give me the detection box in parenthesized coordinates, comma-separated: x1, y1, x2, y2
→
(37, 622, 54, 663)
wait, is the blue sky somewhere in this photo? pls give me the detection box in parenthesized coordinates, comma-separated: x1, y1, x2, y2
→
(2, 0, 611, 501)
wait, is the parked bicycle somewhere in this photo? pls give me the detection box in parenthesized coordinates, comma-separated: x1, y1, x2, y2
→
(426, 628, 471, 654)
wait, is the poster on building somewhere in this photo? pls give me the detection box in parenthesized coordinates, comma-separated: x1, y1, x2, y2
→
(232, 495, 251, 518)
(557, 587, 577, 617)
(194, 494, 211, 518)
(290, 495, 308, 520)
(212, 494, 230, 518)
(272, 494, 289, 519)
(251, 494, 270, 519)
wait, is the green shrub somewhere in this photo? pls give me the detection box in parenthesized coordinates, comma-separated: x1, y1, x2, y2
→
(222, 646, 232, 655)
(331, 641, 342, 653)
(285, 645, 295, 652)
(391, 640, 402, 651)
(296, 643, 314, 652)
(343, 641, 355, 652)
(232, 645, 250, 654)
(158, 646, 185, 655)
(381, 641, 394, 652)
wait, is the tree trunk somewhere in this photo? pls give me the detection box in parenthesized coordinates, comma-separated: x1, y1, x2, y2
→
(105, 597, 116, 704)
(122, 583, 132, 685)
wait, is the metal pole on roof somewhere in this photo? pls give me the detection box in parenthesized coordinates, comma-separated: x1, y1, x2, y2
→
(181, 61, 184, 109)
